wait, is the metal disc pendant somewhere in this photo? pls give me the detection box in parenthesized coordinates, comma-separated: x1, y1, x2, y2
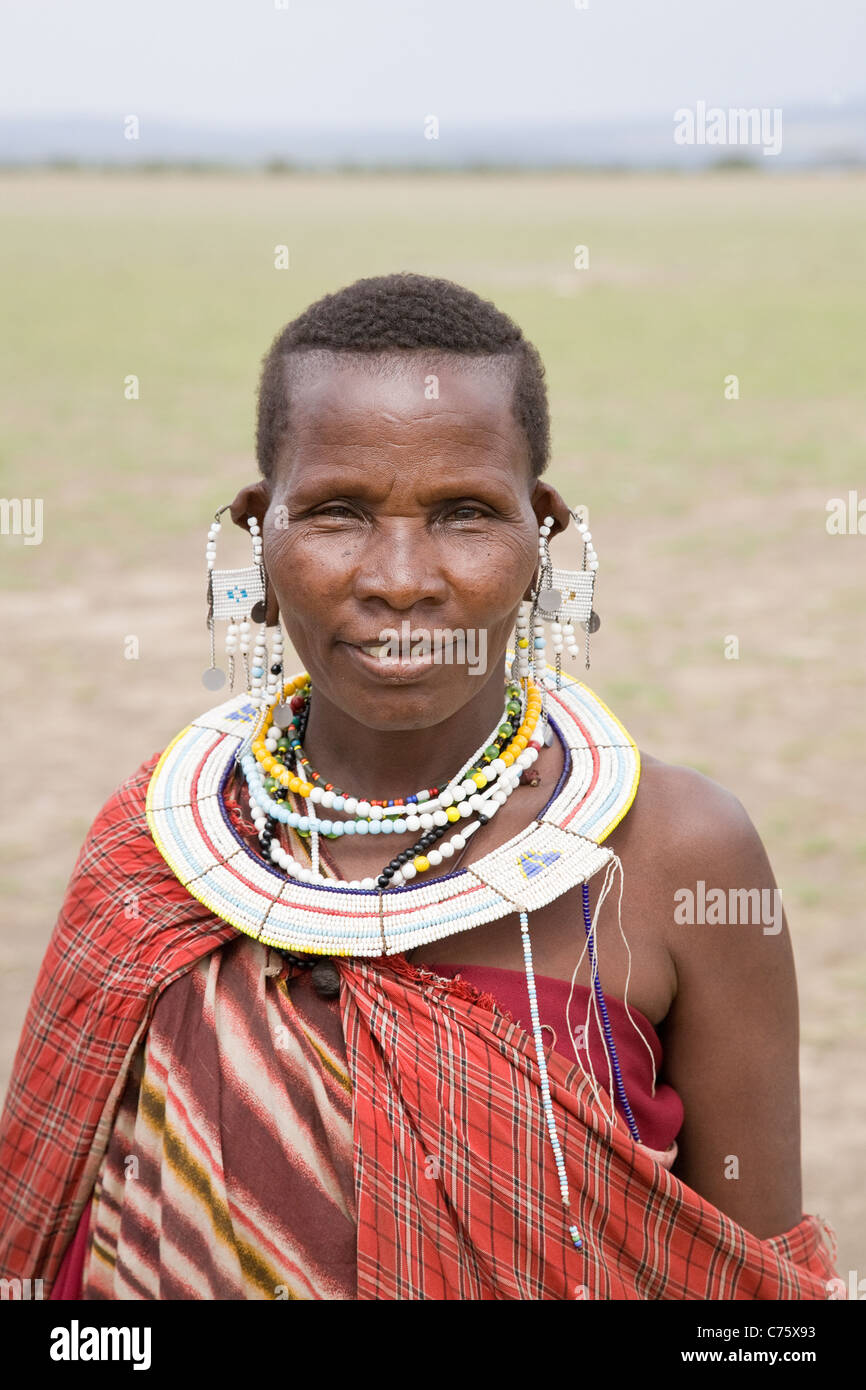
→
(202, 667, 227, 690)
(250, 600, 267, 624)
(588, 610, 601, 634)
(537, 588, 562, 615)
(271, 702, 295, 729)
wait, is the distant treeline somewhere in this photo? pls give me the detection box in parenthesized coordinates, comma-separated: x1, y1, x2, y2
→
(4, 155, 864, 174)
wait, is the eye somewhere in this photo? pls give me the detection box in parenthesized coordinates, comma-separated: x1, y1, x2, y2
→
(443, 503, 488, 522)
(314, 502, 360, 519)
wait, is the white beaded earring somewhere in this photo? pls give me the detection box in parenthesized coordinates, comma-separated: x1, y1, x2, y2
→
(203, 506, 267, 692)
(514, 600, 532, 682)
(533, 506, 600, 686)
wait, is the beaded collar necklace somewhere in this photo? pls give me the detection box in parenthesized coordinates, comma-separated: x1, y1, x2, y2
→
(145, 663, 640, 958)
(146, 661, 642, 1254)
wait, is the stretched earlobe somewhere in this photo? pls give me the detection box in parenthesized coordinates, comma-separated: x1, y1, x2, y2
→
(230, 480, 269, 531)
(530, 482, 571, 540)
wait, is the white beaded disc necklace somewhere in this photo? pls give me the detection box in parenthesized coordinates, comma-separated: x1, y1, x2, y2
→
(145, 661, 640, 958)
(146, 658, 642, 1256)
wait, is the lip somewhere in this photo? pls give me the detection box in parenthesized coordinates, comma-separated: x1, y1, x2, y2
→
(340, 640, 439, 683)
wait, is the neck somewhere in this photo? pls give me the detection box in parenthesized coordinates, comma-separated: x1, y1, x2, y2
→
(299, 666, 513, 799)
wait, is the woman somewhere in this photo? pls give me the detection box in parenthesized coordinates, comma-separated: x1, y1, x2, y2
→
(0, 272, 841, 1300)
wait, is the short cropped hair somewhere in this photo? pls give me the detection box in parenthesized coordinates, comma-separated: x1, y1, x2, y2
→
(255, 272, 550, 479)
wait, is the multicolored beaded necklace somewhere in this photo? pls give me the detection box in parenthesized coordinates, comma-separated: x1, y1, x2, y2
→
(145, 658, 642, 1256)
(243, 677, 543, 890)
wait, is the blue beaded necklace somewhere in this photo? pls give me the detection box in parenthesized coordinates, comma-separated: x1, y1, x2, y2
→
(581, 880, 642, 1144)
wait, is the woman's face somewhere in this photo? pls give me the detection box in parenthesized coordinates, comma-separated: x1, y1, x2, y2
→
(237, 355, 569, 732)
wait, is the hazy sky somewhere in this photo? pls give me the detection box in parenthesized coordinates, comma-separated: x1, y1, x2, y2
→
(2, 0, 863, 127)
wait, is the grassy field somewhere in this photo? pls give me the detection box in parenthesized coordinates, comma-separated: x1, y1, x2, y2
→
(1, 169, 864, 1277)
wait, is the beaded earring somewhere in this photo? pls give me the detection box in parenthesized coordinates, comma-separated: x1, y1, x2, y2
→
(203, 505, 267, 692)
(531, 507, 600, 688)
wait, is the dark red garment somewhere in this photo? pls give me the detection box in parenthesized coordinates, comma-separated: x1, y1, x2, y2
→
(427, 963, 682, 1152)
(49, 1200, 91, 1300)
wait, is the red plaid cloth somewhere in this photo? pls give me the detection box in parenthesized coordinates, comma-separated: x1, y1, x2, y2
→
(0, 751, 843, 1299)
(343, 954, 841, 1298)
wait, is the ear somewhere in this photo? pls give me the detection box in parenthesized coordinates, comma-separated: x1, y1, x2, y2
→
(529, 480, 572, 539)
(229, 479, 269, 530)
(227, 479, 280, 625)
(521, 480, 574, 600)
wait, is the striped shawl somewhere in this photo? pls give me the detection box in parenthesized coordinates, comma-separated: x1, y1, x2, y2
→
(0, 752, 842, 1299)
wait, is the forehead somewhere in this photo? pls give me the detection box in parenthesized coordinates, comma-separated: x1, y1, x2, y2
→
(278, 350, 526, 467)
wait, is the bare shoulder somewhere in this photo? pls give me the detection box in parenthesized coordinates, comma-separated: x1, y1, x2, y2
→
(606, 749, 786, 957)
(612, 750, 771, 880)
(622, 750, 756, 847)
(618, 764, 803, 1238)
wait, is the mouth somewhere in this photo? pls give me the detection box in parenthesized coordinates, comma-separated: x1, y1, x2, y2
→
(340, 638, 438, 681)
(352, 640, 396, 659)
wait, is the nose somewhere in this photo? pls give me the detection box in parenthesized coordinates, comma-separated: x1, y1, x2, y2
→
(351, 518, 449, 613)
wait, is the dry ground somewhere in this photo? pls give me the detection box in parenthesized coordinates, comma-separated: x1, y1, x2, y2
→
(0, 170, 863, 1281)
